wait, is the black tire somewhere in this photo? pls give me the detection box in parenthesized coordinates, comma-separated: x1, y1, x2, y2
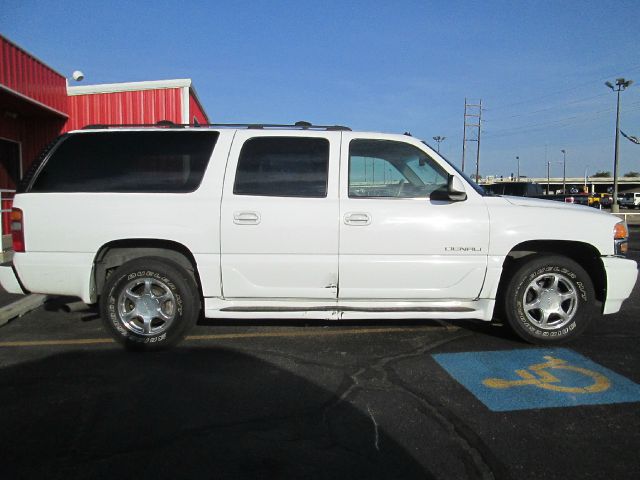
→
(100, 257, 200, 350)
(503, 255, 597, 344)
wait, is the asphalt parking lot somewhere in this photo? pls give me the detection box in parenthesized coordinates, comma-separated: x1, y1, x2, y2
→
(0, 230, 638, 480)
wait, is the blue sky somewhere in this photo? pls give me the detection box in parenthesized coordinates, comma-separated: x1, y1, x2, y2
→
(2, 0, 639, 178)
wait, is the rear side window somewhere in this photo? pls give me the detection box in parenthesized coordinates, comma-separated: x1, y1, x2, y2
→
(234, 137, 329, 198)
(30, 131, 218, 193)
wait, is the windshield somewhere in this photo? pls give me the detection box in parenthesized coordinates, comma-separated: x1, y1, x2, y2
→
(421, 141, 489, 196)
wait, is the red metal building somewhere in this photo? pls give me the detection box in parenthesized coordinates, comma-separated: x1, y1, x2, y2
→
(0, 36, 69, 192)
(0, 33, 210, 193)
(66, 78, 208, 131)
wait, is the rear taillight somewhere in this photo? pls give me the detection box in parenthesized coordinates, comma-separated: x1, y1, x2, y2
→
(11, 208, 24, 252)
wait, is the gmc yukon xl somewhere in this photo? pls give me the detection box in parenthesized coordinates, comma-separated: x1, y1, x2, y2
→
(0, 122, 636, 349)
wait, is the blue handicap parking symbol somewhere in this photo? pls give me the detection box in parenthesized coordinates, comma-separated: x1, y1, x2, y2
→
(432, 348, 640, 412)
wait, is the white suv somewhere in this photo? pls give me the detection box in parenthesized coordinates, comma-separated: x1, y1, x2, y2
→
(0, 123, 637, 349)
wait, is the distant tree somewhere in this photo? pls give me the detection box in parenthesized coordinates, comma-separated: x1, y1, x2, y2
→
(592, 171, 612, 178)
(624, 171, 640, 177)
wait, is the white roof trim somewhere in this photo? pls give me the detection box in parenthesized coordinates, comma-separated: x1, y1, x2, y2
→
(67, 78, 192, 96)
(181, 86, 189, 124)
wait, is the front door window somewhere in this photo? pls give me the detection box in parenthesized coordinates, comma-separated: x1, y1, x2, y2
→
(348, 139, 448, 198)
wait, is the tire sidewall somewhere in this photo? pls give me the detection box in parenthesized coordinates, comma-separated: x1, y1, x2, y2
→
(505, 256, 595, 344)
(100, 258, 198, 350)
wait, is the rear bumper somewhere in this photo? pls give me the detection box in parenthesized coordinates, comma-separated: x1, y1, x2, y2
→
(0, 262, 26, 295)
(602, 256, 639, 314)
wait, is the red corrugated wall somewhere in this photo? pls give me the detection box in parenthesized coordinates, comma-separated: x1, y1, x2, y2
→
(0, 35, 68, 115)
(0, 35, 69, 230)
(0, 116, 66, 173)
(189, 92, 209, 124)
(65, 88, 183, 131)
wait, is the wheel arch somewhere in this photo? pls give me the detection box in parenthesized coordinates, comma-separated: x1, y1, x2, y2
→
(495, 240, 606, 314)
(92, 239, 202, 303)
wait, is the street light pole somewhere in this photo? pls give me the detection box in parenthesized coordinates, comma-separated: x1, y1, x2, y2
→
(546, 161, 562, 195)
(561, 149, 566, 193)
(584, 165, 589, 190)
(432, 136, 446, 153)
(605, 78, 633, 213)
(547, 161, 550, 195)
(516, 156, 520, 181)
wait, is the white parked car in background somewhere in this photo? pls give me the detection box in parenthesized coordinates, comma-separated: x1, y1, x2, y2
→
(620, 192, 640, 209)
(0, 122, 636, 350)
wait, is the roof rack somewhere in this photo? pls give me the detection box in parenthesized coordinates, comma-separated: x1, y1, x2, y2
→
(82, 120, 351, 131)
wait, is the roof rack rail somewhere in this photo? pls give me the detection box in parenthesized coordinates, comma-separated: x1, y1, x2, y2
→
(81, 120, 351, 131)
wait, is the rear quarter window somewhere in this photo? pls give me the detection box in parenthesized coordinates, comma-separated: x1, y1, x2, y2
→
(29, 131, 218, 193)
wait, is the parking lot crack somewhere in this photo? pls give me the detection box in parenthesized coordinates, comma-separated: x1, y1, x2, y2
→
(379, 334, 508, 480)
(248, 347, 353, 371)
(366, 404, 380, 451)
(322, 331, 501, 480)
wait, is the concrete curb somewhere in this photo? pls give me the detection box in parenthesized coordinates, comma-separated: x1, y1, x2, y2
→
(0, 294, 48, 327)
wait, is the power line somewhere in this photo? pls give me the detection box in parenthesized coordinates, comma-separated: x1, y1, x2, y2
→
(484, 101, 640, 138)
(488, 64, 640, 112)
(486, 93, 609, 123)
(486, 107, 615, 136)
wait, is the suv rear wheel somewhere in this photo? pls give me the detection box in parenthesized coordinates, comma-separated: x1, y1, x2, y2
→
(503, 255, 596, 344)
(100, 257, 200, 350)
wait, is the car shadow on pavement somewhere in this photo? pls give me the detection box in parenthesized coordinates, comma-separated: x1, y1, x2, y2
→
(0, 347, 429, 480)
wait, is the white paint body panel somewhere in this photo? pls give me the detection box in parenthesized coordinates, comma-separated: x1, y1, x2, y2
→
(601, 256, 638, 314)
(0, 264, 25, 294)
(338, 132, 489, 299)
(486, 196, 618, 256)
(13, 251, 95, 301)
(10, 129, 234, 302)
(2, 127, 636, 320)
(220, 130, 340, 299)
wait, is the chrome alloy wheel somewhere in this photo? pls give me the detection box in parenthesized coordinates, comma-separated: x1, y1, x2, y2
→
(117, 277, 176, 336)
(522, 272, 578, 330)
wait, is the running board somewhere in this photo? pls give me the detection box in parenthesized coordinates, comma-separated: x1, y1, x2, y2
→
(204, 298, 495, 321)
(220, 306, 475, 313)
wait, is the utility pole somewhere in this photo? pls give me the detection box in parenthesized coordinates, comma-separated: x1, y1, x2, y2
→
(475, 99, 483, 182)
(561, 149, 567, 193)
(461, 98, 482, 179)
(605, 78, 633, 213)
(432, 136, 446, 153)
(516, 156, 520, 181)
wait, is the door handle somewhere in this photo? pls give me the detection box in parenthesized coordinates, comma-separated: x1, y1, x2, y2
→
(344, 212, 371, 226)
(233, 211, 261, 225)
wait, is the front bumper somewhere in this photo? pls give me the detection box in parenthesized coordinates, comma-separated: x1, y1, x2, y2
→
(602, 256, 639, 314)
(0, 262, 26, 295)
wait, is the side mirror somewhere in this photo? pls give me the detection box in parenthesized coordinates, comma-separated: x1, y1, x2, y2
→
(448, 175, 467, 202)
(430, 175, 467, 202)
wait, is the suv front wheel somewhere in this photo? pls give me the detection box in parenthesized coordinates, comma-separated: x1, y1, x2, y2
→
(503, 255, 596, 344)
(100, 257, 200, 350)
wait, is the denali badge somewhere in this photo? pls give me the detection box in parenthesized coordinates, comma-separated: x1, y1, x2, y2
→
(445, 247, 483, 252)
